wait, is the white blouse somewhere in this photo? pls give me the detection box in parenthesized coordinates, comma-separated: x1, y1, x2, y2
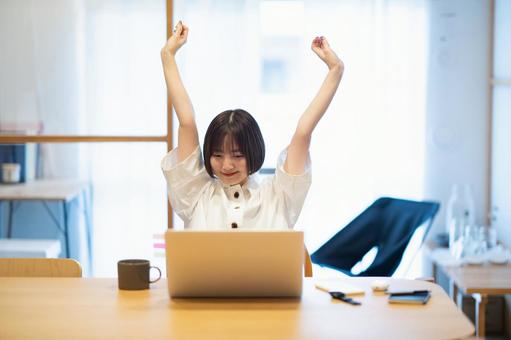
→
(161, 146, 311, 230)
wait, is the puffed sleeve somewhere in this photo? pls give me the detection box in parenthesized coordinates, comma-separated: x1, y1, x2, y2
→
(161, 146, 211, 221)
(273, 148, 312, 228)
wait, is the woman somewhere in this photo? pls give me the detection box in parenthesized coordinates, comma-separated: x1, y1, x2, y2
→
(161, 21, 343, 230)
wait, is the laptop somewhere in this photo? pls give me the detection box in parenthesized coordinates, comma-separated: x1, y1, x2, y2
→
(164, 229, 304, 297)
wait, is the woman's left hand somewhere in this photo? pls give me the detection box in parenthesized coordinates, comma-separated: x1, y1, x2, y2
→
(311, 36, 343, 71)
(161, 20, 189, 58)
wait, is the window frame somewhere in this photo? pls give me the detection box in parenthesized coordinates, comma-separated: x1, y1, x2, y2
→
(0, 0, 175, 229)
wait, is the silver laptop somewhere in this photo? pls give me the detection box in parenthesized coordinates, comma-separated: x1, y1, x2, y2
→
(165, 229, 304, 297)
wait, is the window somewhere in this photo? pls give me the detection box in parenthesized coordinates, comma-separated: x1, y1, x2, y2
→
(173, 0, 428, 254)
(0, 0, 168, 277)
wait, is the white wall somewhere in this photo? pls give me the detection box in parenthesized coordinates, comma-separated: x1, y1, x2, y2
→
(424, 0, 490, 236)
(492, 0, 511, 248)
(493, 4, 511, 335)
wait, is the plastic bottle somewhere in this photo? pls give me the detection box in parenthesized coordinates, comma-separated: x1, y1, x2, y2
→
(446, 184, 475, 260)
(446, 185, 463, 259)
(461, 210, 475, 259)
(462, 184, 475, 227)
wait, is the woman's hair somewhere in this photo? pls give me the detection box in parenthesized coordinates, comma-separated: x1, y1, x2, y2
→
(203, 109, 265, 178)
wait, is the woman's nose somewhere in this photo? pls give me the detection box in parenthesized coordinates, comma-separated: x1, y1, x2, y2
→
(222, 157, 234, 170)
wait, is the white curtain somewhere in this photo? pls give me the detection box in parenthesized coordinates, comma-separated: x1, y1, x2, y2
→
(0, 0, 168, 277)
(82, 0, 167, 276)
(174, 0, 428, 251)
(2, 0, 428, 276)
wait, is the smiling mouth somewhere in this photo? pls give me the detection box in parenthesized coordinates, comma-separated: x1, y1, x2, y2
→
(222, 172, 238, 177)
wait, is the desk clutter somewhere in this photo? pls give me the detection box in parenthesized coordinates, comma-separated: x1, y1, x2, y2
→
(0, 143, 38, 183)
(443, 184, 502, 266)
(315, 279, 366, 296)
(315, 279, 432, 306)
(430, 245, 511, 267)
(466, 245, 510, 265)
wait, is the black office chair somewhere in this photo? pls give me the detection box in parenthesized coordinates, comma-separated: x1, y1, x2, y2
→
(311, 197, 440, 277)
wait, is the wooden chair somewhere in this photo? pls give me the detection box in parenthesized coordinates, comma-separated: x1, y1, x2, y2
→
(0, 258, 83, 277)
(304, 247, 313, 277)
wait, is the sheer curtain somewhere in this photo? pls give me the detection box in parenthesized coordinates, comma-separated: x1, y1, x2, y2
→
(1, 0, 167, 276)
(2, 0, 428, 277)
(173, 0, 429, 255)
(82, 0, 167, 276)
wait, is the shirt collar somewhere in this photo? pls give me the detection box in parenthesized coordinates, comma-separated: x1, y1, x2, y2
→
(219, 175, 259, 195)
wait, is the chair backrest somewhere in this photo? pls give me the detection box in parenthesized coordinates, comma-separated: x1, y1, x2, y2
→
(0, 258, 83, 277)
(304, 247, 313, 277)
(311, 197, 440, 277)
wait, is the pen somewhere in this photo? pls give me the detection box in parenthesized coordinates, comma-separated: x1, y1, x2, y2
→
(329, 291, 362, 305)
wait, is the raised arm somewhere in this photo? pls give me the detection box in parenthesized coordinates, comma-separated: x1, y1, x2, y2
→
(161, 21, 199, 162)
(284, 36, 344, 175)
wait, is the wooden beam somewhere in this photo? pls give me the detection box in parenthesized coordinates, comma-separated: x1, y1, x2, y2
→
(491, 78, 511, 86)
(0, 135, 167, 143)
(166, 0, 174, 230)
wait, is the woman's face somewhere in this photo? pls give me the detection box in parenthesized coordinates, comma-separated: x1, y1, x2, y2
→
(210, 135, 248, 186)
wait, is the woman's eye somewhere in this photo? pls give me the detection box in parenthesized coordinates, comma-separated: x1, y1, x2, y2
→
(234, 154, 244, 158)
(212, 154, 222, 158)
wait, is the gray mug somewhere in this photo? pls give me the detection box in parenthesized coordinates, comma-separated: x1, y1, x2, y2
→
(117, 259, 161, 290)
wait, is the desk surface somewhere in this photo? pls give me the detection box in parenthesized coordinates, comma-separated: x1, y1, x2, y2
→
(0, 179, 87, 201)
(428, 246, 511, 295)
(444, 265, 511, 295)
(0, 277, 474, 339)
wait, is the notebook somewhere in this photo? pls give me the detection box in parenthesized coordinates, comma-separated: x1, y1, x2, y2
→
(164, 229, 304, 297)
(315, 279, 366, 296)
(388, 291, 431, 305)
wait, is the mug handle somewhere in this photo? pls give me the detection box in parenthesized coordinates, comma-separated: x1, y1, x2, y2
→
(149, 266, 162, 284)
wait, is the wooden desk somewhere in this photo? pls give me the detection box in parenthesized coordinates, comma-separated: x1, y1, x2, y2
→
(427, 246, 511, 337)
(0, 277, 474, 339)
(0, 180, 92, 262)
(0, 179, 87, 201)
(444, 265, 511, 337)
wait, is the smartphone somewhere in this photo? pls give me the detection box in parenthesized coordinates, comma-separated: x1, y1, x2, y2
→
(388, 290, 431, 305)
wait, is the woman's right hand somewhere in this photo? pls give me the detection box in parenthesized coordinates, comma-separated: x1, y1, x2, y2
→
(161, 20, 188, 58)
(311, 36, 343, 72)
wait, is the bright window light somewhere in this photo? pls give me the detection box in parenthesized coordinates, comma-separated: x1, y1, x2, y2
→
(259, 1, 304, 36)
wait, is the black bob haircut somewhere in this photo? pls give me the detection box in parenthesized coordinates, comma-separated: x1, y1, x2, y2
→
(203, 109, 265, 178)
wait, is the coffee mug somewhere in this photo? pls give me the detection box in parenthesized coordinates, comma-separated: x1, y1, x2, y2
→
(117, 259, 161, 290)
